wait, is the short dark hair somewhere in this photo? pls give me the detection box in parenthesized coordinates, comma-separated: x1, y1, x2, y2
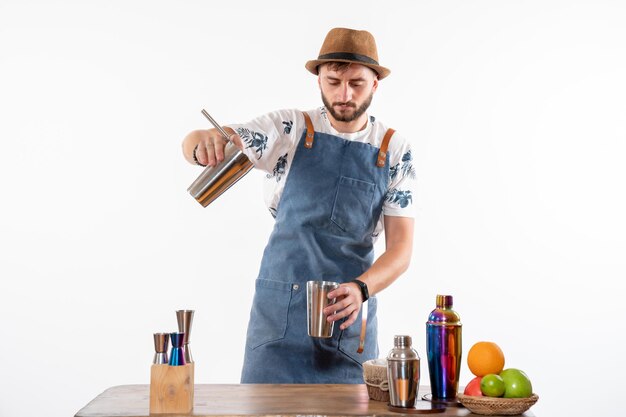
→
(320, 61, 379, 78)
(324, 61, 352, 72)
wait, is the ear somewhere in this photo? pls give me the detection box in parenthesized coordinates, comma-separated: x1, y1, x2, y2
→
(372, 77, 379, 93)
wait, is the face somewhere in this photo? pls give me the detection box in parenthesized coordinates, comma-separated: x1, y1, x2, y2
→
(319, 63, 378, 123)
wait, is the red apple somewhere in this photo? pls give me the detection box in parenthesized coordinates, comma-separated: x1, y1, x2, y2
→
(463, 376, 483, 396)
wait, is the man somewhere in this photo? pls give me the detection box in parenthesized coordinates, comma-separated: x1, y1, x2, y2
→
(182, 28, 415, 383)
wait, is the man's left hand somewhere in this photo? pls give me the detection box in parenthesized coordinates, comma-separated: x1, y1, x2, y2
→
(324, 282, 363, 330)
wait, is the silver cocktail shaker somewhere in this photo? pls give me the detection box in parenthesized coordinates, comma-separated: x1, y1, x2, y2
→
(387, 335, 420, 408)
(187, 110, 253, 207)
(426, 294, 462, 400)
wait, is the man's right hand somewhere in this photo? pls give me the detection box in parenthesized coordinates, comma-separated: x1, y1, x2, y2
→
(182, 128, 244, 167)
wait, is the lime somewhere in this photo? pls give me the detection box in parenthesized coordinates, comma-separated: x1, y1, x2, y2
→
(480, 374, 505, 397)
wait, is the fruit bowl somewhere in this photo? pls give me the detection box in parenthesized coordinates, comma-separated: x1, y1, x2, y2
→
(362, 359, 389, 402)
(457, 394, 539, 416)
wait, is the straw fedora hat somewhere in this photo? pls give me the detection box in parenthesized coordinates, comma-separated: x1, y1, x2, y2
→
(305, 27, 390, 79)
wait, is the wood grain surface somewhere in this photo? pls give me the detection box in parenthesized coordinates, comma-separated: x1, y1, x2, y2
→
(149, 364, 193, 414)
(75, 384, 536, 417)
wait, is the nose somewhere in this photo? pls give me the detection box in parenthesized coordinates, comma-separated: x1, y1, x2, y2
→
(338, 83, 352, 103)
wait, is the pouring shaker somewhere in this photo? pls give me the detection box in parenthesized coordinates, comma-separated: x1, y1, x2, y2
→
(187, 110, 254, 207)
(176, 310, 194, 364)
(169, 332, 186, 366)
(387, 335, 420, 408)
(152, 333, 169, 365)
(426, 294, 462, 400)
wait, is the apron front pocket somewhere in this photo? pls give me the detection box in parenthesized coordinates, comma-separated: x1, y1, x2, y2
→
(247, 278, 294, 350)
(331, 176, 376, 233)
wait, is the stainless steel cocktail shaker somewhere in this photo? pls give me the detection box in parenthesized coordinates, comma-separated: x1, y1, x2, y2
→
(426, 294, 462, 400)
(387, 335, 420, 408)
(187, 110, 253, 207)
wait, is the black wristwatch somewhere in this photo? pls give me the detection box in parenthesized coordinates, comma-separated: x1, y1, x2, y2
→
(351, 279, 369, 302)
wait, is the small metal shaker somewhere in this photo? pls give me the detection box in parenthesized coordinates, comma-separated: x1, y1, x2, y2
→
(426, 294, 462, 400)
(152, 333, 169, 364)
(387, 335, 420, 408)
(176, 310, 194, 363)
(169, 332, 186, 366)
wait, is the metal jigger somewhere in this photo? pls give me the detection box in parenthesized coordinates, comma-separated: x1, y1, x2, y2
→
(169, 332, 186, 366)
(152, 333, 169, 364)
(176, 310, 194, 363)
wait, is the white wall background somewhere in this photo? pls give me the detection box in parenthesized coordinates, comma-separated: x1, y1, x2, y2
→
(1, 1, 624, 416)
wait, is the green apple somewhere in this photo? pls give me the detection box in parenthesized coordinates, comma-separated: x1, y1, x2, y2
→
(500, 368, 533, 398)
(480, 374, 505, 397)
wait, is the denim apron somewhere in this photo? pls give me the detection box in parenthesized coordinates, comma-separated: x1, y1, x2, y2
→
(241, 111, 395, 383)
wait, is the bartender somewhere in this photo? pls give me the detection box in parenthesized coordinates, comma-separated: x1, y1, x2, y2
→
(182, 27, 415, 383)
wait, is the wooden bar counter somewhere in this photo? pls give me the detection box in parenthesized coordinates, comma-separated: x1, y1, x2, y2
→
(75, 384, 536, 417)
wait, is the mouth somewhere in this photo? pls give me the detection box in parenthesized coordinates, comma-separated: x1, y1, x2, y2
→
(334, 103, 355, 111)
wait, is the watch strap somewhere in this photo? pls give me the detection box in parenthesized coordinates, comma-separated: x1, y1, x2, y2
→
(351, 279, 369, 302)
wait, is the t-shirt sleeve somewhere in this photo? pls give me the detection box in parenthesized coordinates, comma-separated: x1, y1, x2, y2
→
(383, 134, 417, 217)
(227, 110, 301, 175)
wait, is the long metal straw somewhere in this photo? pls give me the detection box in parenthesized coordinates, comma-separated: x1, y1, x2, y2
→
(201, 109, 232, 141)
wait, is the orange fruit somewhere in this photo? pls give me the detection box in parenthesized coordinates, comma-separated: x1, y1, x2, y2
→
(467, 341, 505, 377)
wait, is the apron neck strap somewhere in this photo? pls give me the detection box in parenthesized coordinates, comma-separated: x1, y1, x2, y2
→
(302, 111, 315, 148)
(377, 128, 395, 167)
(303, 111, 395, 168)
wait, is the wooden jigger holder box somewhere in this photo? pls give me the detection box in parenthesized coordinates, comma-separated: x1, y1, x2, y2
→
(149, 363, 194, 414)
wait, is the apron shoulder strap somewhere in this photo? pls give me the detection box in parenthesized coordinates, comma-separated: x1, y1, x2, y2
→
(376, 128, 395, 167)
(302, 111, 315, 149)
(302, 111, 393, 165)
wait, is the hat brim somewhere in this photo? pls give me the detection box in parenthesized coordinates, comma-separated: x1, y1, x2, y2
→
(305, 59, 390, 80)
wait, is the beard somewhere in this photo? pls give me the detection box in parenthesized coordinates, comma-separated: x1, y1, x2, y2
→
(321, 91, 374, 122)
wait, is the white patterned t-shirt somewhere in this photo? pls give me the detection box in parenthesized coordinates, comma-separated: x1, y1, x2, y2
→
(228, 107, 416, 239)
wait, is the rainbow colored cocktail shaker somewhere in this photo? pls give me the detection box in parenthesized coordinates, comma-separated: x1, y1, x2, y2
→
(426, 294, 462, 400)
